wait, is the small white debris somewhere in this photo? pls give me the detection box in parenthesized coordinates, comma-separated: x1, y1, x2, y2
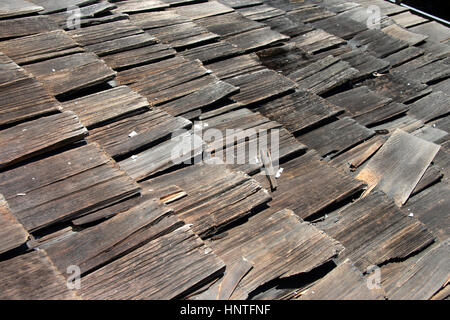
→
(17, 193, 26, 196)
(206, 69, 212, 74)
(131, 155, 138, 161)
(275, 167, 284, 179)
(67, 162, 71, 165)
(409, 213, 414, 217)
(52, 68, 56, 72)
(128, 131, 138, 138)
(22, 128, 27, 132)
(204, 248, 212, 255)
(148, 189, 154, 192)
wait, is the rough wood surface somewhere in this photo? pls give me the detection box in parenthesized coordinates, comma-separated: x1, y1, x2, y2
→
(409, 21, 450, 44)
(88, 108, 191, 158)
(356, 129, 440, 206)
(392, 56, 450, 85)
(349, 29, 409, 58)
(339, 50, 390, 80)
(0, 0, 43, 18)
(297, 259, 384, 300)
(292, 29, 346, 54)
(207, 208, 344, 300)
(381, 240, 449, 300)
(408, 91, 450, 123)
(0, 143, 140, 232)
(0, 111, 88, 170)
(0, 194, 29, 254)
(141, 161, 271, 237)
(237, 4, 285, 21)
(382, 24, 427, 45)
(0, 15, 58, 40)
(298, 117, 375, 158)
(385, 46, 424, 68)
(207, 53, 264, 79)
(0, 53, 61, 126)
(0, 250, 78, 300)
(227, 68, 296, 106)
(62, 85, 150, 128)
(42, 198, 178, 274)
(253, 150, 365, 220)
(391, 11, 428, 28)
(257, 90, 343, 134)
(288, 55, 358, 95)
(170, 1, 234, 20)
(196, 12, 264, 38)
(23, 53, 116, 96)
(311, 15, 367, 40)
(226, 27, 289, 52)
(80, 225, 225, 299)
(112, 0, 169, 13)
(318, 190, 435, 271)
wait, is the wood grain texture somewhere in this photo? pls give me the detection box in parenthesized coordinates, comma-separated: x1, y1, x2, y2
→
(0, 15, 58, 40)
(292, 29, 346, 54)
(253, 150, 365, 220)
(207, 53, 264, 79)
(257, 90, 343, 134)
(0, 0, 43, 18)
(382, 24, 427, 45)
(88, 108, 191, 158)
(381, 240, 449, 300)
(318, 190, 435, 271)
(339, 50, 390, 80)
(0, 111, 88, 170)
(0, 53, 61, 126)
(80, 225, 225, 300)
(0, 143, 140, 232)
(23, 53, 116, 96)
(62, 85, 150, 128)
(288, 55, 358, 95)
(207, 208, 344, 299)
(356, 129, 440, 206)
(141, 161, 271, 237)
(227, 68, 296, 106)
(408, 91, 450, 123)
(311, 14, 367, 40)
(226, 27, 289, 52)
(42, 197, 178, 274)
(298, 117, 375, 158)
(170, 1, 234, 20)
(0, 194, 29, 254)
(0, 250, 79, 299)
(297, 259, 384, 300)
(196, 12, 264, 38)
(349, 29, 409, 58)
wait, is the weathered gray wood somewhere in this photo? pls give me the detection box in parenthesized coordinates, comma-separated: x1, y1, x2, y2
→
(408, 91, 450, 123)
(381, 240, 449, 300)
(0, 250, 79, 300)
(237, 4, 285, 21)
(0, 15, 58, 40)
(160, 80, 239, 116)
(382, 24, 427, 45)
(207, 53, 264, 79)
(263, 15, 313, 37)
(219, 0, 262, 8)
(310, 14, 367, 39)
(362, 73, 432, 103)
(356, 129, 440, 206)
(409, 21, 450, 44)
(339, 50, 390, 80)
(112, 0, 169, 13)
(80, 225, 226, 299)
(372, 115, 425, 133)
(0, 143, 140, 232)
(226, 27, 289, 52)
(288, 55, 359, 95)
(207, 208, 344, 300)
(349, 29, 409, 58)
(0, 53, 62, 126)
(318, 190, 435, 271)
(227, 69, 296, 106)
(141, 161, 272, 237)
(0, 30, 83, 65)
(253, 150, 365, 219)
(328, 86, 392, 118)
(297, 259, 384, 300)
(88, 108, 191, 158)
(170, 1, 234, 20)
(355, 102, 409, 127)
(62, 85, 150, 128)
(404, 181, 449, 242)
(298, 117, 375, 158)
(257, 90, 343, 134)
(23, 53, 116, 96)
(49, 1, 116, 25)
(102, 43, 176, 70)
(385, 46, 424, 68)
(42, 198, 177, 274)
(293, 29, 346, 54)
(0, 0, 43, 18)
(196, 12, 264, 38)
(391, 11, 428, 28)
(31, 0, 97, 14)
(287, 5, 336, 23)
(180, 40, 243, 63)
(0, 111, 88, 170)
(392, 56, 450, 84)
(0, 194, 29, 254)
